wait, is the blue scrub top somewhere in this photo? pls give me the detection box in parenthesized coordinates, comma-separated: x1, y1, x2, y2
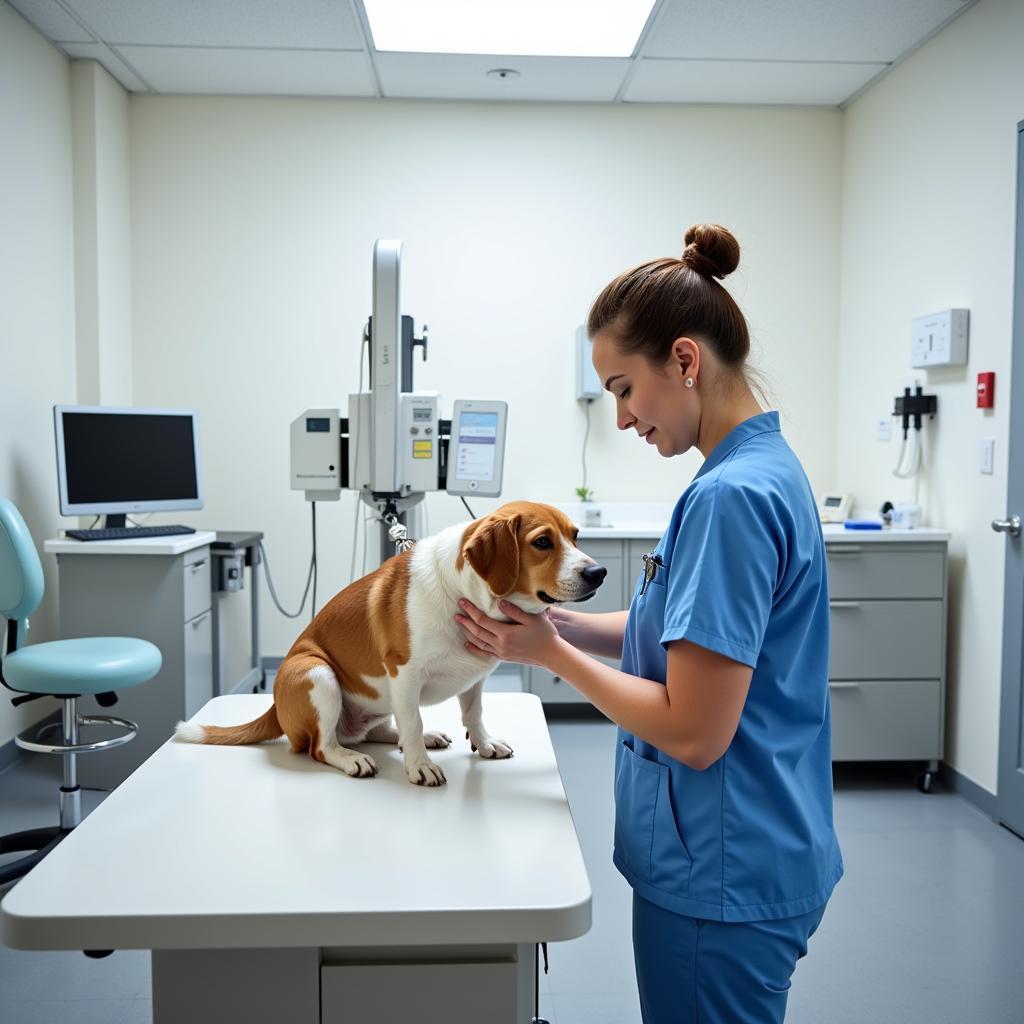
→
(614, 410, 843, 922)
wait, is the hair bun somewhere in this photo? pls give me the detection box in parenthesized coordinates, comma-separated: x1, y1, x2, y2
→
(681, 223, 740, 280)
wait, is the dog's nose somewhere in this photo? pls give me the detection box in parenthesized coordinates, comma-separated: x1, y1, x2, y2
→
(581, 564, 608, 588)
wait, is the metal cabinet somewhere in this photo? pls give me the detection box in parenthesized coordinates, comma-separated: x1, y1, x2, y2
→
(826, 542, 947, 783)
(528, 536, 949, 784)
(55, 546, 214, 788)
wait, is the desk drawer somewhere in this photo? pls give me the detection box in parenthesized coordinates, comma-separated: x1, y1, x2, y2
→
(322, 961, 519, 1024)
(830, 679, 942, 760)
(183, 549, 211, 621)
(826, 546, 944, 600)
(829, 599, 943, 679)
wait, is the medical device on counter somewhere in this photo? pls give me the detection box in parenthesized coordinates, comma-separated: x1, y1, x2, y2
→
(289, 240, 508, 569)
(818, 492, 852, 524)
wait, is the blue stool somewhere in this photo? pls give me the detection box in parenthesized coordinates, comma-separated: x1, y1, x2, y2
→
(0, 498, 162, 886)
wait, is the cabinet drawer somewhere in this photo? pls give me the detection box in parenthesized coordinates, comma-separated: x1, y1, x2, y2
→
(183, 549, 211, 621)
(184, 609, 213, 718)
(830, 599, 943, 679)
(529, 667, 590, 704)
(826, 545, 944, 600)
(830, 679, 942, 760)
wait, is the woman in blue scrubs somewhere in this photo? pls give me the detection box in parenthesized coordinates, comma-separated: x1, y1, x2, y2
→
(454, 223, 843, 1024)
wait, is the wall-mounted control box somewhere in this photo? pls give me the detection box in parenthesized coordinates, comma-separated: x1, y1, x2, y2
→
(910, 308, 969, 368)
(576, 326, 603, 401)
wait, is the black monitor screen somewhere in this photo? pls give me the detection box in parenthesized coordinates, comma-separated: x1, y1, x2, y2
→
(61, 412, 199, 505)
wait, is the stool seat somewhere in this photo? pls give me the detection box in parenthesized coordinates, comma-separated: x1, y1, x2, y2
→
(3, 637, 161, 696)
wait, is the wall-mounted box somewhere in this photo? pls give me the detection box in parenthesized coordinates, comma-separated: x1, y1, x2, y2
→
(576, 326, 602, 401)
(910, 308, 969, 368)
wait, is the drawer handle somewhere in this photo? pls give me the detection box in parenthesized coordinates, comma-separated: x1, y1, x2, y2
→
(829, 601, 861, 609)
(827, 547, 863, 556)
(189, 559, 208, 572)
(829, 682, 862, 690)
(190, 612, 210, 628)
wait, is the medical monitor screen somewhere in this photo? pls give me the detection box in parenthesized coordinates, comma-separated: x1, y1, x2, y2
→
(55, 406, 202, 515)
(454, 412, 499, 482)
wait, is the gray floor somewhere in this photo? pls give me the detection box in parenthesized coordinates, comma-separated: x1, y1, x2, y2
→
(3, 680, 1024, 1023)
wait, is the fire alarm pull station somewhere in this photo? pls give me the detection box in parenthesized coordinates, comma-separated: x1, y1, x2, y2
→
(977, 372, 995, 409)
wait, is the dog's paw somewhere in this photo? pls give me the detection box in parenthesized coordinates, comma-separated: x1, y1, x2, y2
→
(424, 731, 453, 749)
(467, 731, 514, 759)
(338, 752, 378, 778)
(406, 757, 447, 787)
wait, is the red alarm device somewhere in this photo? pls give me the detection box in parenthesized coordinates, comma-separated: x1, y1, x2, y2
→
(977, 371, 995, 409)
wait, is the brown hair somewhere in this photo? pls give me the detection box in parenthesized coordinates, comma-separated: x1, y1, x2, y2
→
(587, 224, 755, 389)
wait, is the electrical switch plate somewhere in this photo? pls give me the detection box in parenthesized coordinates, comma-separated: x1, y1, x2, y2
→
(877, 418, 892, 442)
(979, 438, 994, 475)
(911, 308, 969, 368)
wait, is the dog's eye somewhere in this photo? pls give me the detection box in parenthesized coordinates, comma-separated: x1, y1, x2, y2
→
(532, 536, 553, 550)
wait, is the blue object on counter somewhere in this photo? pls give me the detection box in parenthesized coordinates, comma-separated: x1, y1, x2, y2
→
(843, 520, 883, 530)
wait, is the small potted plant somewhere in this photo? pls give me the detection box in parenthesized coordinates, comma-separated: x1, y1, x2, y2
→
(575, 486, 602, 527)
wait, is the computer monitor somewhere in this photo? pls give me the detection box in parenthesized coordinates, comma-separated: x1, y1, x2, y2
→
(54, 405, 203, 527)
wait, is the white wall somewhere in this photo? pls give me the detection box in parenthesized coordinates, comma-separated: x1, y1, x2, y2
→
(837, 0, 1024, 792)
(0, 3, 77, 750)
(0, 5, 133, 751)
(129, 97, 843, 660)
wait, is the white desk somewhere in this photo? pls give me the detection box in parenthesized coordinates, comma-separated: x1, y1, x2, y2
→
(2, 693, 592, 1024)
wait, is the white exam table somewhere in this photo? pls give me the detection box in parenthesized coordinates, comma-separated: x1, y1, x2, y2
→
(1, 693, 592, 1023)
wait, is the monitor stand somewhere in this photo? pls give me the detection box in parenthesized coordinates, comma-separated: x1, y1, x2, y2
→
(103, 514, 127, 528)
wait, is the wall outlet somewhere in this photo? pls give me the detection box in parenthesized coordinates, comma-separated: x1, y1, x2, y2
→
(979, 438, 994, 475)
(911, 308, 969, 368)
(877, 418, 892, 442)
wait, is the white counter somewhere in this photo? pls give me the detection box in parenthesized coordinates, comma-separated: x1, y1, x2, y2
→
(552, 501, 949, 543)
(44, 530, 217, 557)
(579, 522, 950, 542)
(821, 524, 951, 542)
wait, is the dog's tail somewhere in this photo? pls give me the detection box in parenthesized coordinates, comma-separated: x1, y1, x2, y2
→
(175, 705, 283, 746)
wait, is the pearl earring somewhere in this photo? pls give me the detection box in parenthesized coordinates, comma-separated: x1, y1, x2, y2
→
(685, 377, 694, 389)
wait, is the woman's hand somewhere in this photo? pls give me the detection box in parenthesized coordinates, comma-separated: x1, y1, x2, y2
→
(454, 599, 563, 668)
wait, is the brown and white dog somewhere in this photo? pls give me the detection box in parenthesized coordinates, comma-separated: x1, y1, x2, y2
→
(176, 501, 606, 786)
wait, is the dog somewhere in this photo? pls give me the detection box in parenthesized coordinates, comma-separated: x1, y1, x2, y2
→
(175, 501, 607, 785)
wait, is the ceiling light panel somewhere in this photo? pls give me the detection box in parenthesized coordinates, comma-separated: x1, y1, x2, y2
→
(363, 0, 656, 57)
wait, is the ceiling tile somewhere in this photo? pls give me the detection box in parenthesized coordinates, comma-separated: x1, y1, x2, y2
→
(644, 0, 968, 63)
(6, 0, 94, 42)
(624, 58, 886, 106)
(57, 42, 151, 91)
(115, 45, 376, 96)
(375, 53, 630, 102)
(64, 0, 365, 49)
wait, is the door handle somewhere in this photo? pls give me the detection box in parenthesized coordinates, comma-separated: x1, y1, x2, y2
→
(991, 515, 1021, 537)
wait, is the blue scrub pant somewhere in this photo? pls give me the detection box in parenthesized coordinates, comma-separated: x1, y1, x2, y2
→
(632, 893, 826, 1024)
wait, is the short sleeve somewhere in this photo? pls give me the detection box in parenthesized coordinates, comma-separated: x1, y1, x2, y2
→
(660, 480, 782, 668)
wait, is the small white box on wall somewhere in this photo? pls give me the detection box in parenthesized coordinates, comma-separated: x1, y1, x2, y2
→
(910, 308, 969, 368)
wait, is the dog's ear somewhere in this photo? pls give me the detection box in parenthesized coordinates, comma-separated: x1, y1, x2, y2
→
(463, 514, 522, 597)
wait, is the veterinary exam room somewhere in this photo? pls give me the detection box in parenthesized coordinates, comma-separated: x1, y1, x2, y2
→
(2, 0, 1024, 1021)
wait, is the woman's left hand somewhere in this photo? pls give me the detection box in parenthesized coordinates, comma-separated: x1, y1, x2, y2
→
(455, 599, 562, 668)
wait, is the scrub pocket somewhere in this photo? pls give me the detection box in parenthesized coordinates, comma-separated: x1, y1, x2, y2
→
(614, 738, 692, 894)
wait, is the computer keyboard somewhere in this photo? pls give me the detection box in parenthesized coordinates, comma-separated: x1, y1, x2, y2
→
(65, 525, 197, 541)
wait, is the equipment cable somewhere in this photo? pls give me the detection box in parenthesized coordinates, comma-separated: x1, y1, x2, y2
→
(259, 501, 317, 621)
